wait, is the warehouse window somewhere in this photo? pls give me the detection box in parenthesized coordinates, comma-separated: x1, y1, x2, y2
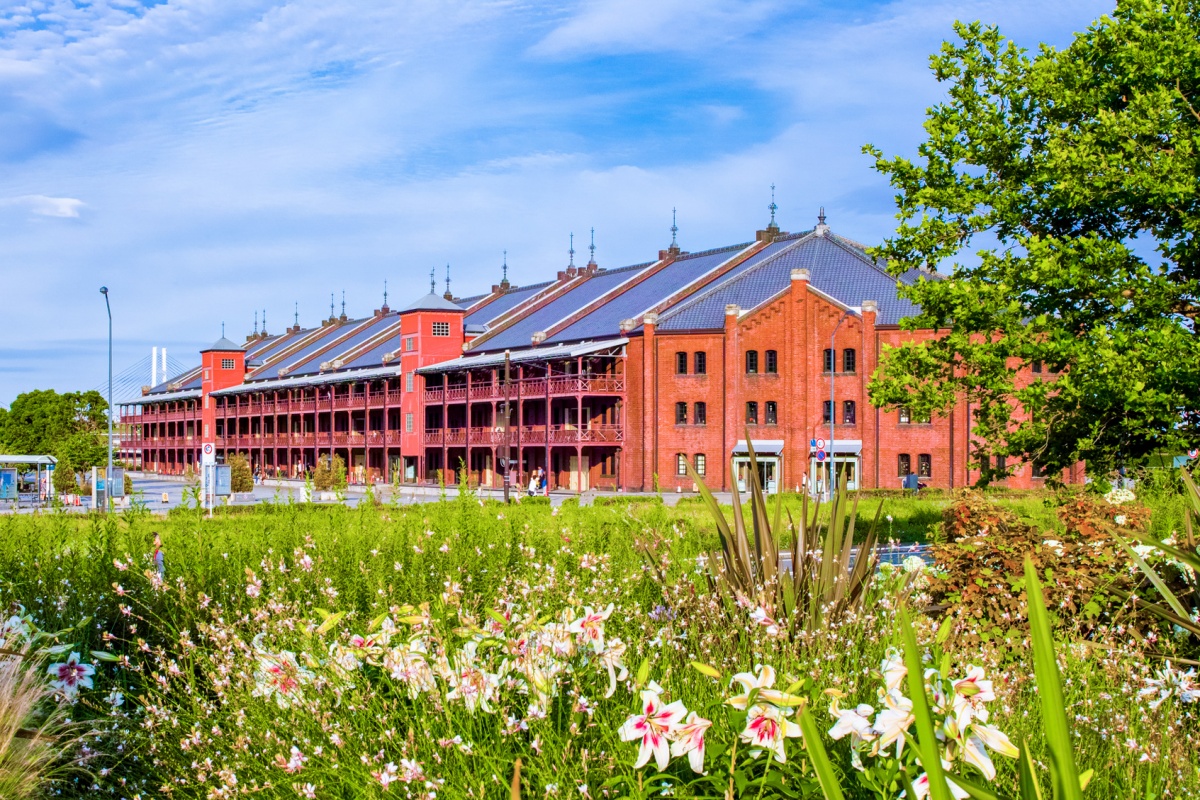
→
(823, 400, 832, 423)
(898, 407, 911, 424)
(675, 402, 687, 425)
(694, 352, 707, 374)
(1032, 360, 1043, 374)
(765, 401, 778, 425)
(1031, 461, 1046, 478)
(220, 358, 235, 370)
(405, 413, 414, 433)
(898, 453, 911, 476)
(676, 352, 688, 374)
(405, 337, 415, 351)
(918, 453, 932, 478)
(843, 349, 856, 374)
(843, 400, 856, 425)
(693, 402, 707, 425)
(765, 350, 778, 374)
(405, 373, 414, 392)
(694, 453, 707, 476)
(745, 350, 759, 374)
(823, 349, 835, 373)
(746, 401, 758, 424)
(677, 453, 688, 476)
(432, 321, 450, 337)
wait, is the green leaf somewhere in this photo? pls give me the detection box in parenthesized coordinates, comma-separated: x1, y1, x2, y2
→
(635, 657, 650, 688)
(797, 704, 844, 800)
(689, 661, 722, 680)
(315, 611, 346, 636)
(1024, 558, 1083, 800)
(899, 603, 954, 800)
(1018, 738, 1045, 800)
(90, 650, 120, 662)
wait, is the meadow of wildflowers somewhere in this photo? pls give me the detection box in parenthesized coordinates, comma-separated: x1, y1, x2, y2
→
(0, 484, 1197, 799)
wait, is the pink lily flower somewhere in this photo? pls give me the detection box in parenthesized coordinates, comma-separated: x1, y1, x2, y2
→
(618, 689, 686, 771)
(669, 711, 711, 774)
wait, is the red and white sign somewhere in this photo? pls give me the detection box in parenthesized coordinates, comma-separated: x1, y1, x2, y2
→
(815, 438, 826, 450)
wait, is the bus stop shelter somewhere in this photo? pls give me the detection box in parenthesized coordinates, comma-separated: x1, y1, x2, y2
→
(0, 455, 58, 508)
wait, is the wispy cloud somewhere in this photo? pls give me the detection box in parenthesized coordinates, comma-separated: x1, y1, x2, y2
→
(0, 194, 85, 217)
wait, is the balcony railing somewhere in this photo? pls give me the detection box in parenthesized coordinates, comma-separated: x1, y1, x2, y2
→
(424, 374, 625, 404)
(422, 424, 623, 446)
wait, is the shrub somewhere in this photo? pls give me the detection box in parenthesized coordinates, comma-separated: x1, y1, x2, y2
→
(51, 463, 77, 496)
(930, 490, 1139, 647)
(227, 454, 253, 493)
(122, 472, 133, 497)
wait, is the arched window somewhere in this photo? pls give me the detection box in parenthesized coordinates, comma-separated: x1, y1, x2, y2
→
(898, 453, 911, 476)
(842, 348, 856, 373)
(694, 352, 707, 374)
(694, 453, 707, 476)
(676, 454, 688, 475)
(745, 350, 759, 374)
(765, 350, 778, 373)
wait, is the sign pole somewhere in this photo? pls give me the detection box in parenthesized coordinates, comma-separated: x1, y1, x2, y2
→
(502, 349, 511, 503)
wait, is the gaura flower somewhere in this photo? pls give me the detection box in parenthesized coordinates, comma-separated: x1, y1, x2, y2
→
(598, 638, 629, 699)
(618, 688, 686, 771)
(740, 704, 801, 763)
(749, 606, 780, 637)
(568, 604, 613, 653)
(669, 711, 711, 774)
(47, 652, 95, 700)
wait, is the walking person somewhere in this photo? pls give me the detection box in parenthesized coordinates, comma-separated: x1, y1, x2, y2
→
(152, 532, 165, 579)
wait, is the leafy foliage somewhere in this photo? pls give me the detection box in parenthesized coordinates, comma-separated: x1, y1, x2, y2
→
(311, 454, 347, 492)
(0, 389, 109, 469)
(865, 3, 1200, 477)
(227, 454, 253, 493)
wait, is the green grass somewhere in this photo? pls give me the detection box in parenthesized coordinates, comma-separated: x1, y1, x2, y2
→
(0, 489, 1196, 799)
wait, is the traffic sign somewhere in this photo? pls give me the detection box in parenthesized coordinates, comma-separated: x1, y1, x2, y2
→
(815, 438, 826, 450)
(816, 450, 826, 462)
(809, 438, 817, 448)
(1190, 449, 1199, 460)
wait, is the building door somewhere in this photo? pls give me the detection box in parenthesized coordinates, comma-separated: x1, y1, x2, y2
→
(733, 456, 780, 494)
(568, 454, 589, 492)
(808, 456, 859, 495)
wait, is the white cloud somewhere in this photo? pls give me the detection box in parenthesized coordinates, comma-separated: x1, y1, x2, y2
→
(1, 194, 85, 217)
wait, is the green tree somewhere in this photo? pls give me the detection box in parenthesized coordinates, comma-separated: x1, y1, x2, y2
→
(0, 389, 109, 464)
(227, 455, 253, 493)
(56, 430, 107, 472)
(52, 460, 78, 495)
(865, 2, 1200, 481)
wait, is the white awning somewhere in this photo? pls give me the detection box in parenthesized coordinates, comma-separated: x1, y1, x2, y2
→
(732, 440, 785, 456)
(808, 439, 862, 455)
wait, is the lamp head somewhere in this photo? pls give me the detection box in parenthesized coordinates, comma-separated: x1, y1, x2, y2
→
(99, 286, 108, 295)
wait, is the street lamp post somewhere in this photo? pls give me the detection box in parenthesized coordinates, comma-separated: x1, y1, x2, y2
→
(829, 308, 852, 497)
(100, 286, 113, 511)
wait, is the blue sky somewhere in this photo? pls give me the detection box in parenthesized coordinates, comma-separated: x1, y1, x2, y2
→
(0, 0, 1111, 406)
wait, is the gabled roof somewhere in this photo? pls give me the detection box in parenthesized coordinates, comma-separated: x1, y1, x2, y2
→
(403, 292, 466, 313)
(201, 337, 242, 352)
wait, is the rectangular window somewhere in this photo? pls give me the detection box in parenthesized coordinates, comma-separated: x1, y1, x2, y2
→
(677, 453, 688, 476)
(694, 453, 706, 476)
(898, 407, 911, 424)
(918, 454, 932, 478)
(745, 350, 758, 374)
(432, 321, 450, 337)
(842, 349, 856, 373)
(1031, 461, 1046, 478)
(823, 349, 835, 373)
(694, 352, 707, 374)
(1032, 361, 1043, 374)
(765, 350, 778, 374)
(405, 373, 414, 392)
(405, 413, 414, 433)
(220, 358, 235, 370)
(823, 400, 832, 423)
(765, 401, 777, 425)
(405, 337, 415, 351)
(843, 400, 856, 425)
(746, 401, 758, 424)
(675, 402, 688, 425)
(898, 453, 911, 476)
(693, 402, 707, 425)
(676, 352, 688, 374)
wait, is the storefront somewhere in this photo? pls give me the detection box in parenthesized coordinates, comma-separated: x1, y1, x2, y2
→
(732, 439, 783, 494)
(808, 440, 862, 495)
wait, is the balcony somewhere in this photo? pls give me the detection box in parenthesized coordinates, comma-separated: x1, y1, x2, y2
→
(423, 374, 625, 404)
(422, 424, 623, 447)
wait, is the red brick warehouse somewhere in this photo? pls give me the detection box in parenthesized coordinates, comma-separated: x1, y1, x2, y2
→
(121, 206, 1069, 492)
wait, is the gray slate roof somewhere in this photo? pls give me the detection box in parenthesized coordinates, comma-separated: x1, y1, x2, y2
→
(202, 337, 242, 352)
(403, 292, 466, 313)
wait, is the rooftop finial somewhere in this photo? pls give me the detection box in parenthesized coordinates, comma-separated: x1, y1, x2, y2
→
(768, 183, 778, 229)
(294, 302, 299, 328)
(383, 280, 388, 308)
(221, 321, 225, 338)
(587, 227, 596, 265)
(430, 267, 436, 294)
(262, 308, 267, 334)
(502, 250, 508, 285)
(670, 207, 678, 248)
(341, 290, 346, 317)
(444, 264, 453, 300)
(818, 206, 826, 226)
(568, 232, 575, 268)
(330, 292, 335, 319)
(253, 310, 258, 335)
